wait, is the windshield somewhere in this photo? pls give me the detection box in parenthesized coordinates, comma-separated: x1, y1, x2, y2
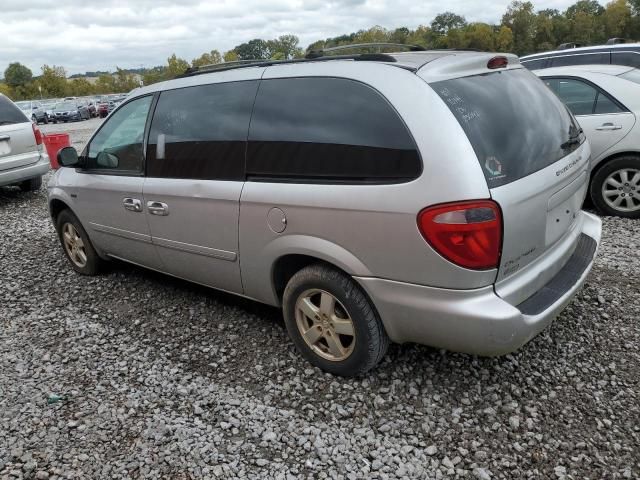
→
(433, 68, 583, 188)
(620, 69, 640, 85)
(0, 96, 29, 125)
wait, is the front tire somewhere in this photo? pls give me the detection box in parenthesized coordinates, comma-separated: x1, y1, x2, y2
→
(591, 156, 640, 218)
(56, 209, 103, 275)
(19, 176, 42, 192)
(283, 264, 389, 377)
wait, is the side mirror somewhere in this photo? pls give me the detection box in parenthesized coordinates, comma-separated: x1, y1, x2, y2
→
(57, 147, 80, 167)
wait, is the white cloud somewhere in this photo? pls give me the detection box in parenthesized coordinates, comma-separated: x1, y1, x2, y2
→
(0, 0, 580, 75)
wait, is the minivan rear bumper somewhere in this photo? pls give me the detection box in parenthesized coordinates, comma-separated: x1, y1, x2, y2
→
(356, 211, 601, 356)
(0, 153, 50, 187)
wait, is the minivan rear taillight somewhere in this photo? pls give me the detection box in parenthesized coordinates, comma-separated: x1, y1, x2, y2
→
(32, 123, 43, 145)
(417, 200, 502, 270)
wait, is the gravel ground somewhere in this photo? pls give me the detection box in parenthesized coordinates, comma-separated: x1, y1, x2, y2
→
(1, 120, 639, 479)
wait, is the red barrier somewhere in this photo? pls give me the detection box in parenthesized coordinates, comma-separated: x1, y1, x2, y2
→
(43, 133, 70, 169)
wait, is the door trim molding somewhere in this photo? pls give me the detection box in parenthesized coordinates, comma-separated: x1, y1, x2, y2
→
(153, 236, 237, 262)
(89, 222, 152, 243)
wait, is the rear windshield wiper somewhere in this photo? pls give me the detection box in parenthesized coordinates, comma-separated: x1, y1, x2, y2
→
(0, 121, 18, 126)
(561, 128, 584, 149)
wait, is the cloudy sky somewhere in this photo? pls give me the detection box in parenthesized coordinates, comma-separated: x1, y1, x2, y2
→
(2, 0, 579, 75)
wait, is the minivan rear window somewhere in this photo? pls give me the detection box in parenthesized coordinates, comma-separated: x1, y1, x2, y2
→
(433, 69, 582, 188)
(0, 95, 28, 126)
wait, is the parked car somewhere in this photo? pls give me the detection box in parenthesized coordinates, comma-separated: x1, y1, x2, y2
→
(47, 48, 602, 376)
(97, 101, 109, 118)
(521, 42, 640, 70)
(42, 100, 59, 124)
(0, 94, 49, 191)
(14, 100, 48, 124)
(52, 100, 91, 122)
(535, 65, 640, 218)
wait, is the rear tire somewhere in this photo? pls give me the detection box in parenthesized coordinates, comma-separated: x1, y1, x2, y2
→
(19, 176, 42, 192)
(282, 264, 389, 377)
(56, 209, 103, 275)
(591, 156, 640, 218)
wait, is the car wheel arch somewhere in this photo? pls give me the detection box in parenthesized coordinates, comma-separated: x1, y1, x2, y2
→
(590, 150, 640, 180)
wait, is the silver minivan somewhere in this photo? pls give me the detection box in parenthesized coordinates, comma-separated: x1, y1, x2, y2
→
(0, 94, 50, 191)
(48, 47, 602, 376)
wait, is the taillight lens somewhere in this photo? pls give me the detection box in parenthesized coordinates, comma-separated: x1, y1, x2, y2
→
(487, 56, 508, 69)
(32, 123, 43, 145)
(417, 200, 502, 270)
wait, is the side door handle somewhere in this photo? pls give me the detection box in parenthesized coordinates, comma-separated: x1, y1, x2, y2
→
(122, 197, 143, 212)
(147, 201, 169, 216)
(596, 123, 622, 131)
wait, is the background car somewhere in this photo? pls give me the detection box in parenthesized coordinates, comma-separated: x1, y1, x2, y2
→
(42, 99, 60, 123)
(535, 65, 640, 218)
(0, 94, 49, 191)
(521, 41, 640, 70)
(14, 100, 48, 124)
(52, 100, 91, 122)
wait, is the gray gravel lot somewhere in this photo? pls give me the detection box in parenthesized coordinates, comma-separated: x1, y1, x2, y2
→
(1, 120, 639, 479)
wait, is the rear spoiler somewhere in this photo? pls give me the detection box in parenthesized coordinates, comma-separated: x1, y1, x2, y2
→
(417, 52, 522, 83)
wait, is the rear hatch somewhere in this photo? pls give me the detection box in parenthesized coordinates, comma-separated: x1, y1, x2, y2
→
(0, 95, 39, 171)
(430, 66, 590, 305)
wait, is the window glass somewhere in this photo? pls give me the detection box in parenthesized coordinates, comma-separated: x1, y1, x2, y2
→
(521, 58, 546, 70)
(594, 93, 624, 114)
(247, 77, 420, 182)
(147, 81, 257, 180)
(612, 51, 640, 68)
(433, 69, 583, 188)
(0, 96, 28, 125)
(550, 53, 610, 67)
(87, 95, 152, 172)
(555, 79, 598, 116)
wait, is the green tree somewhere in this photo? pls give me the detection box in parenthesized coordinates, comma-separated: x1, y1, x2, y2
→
(0, 83, 11, 97)
(565, 0, 605, 18)
(234, 39, 270, 60)
(267, 35, 303, 59)
(406, 25, 435, 48)
(502, 1, 536, 55)
(4, 62, 32, 88)
(431, 12, 467, 35)
(496, 25, 515, 51)
(166, 54, 190, 78)
(142, 67, 167, 86)
(96, 74, 116, 93)
(464, 23, 496, 51)
(223, 50, 239, 62)
(68, 78, 94, 96)
(602, 0, 633, 39)
(192, 50, 223, 67)
(39, 65, 67, 97)
(390, 27, 410, 44)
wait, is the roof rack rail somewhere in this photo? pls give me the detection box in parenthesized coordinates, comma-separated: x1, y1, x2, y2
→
(183, 59, 261, 75)
(305, 42, 425, 59)
(180, 53, 404, 78)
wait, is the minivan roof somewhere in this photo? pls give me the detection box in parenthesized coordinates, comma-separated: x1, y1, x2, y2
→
(533, 64, 636, 76)
(521, 42, 640, 61)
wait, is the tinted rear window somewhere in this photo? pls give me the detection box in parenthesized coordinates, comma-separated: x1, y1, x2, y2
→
(0, 95, 28, 125)
(433, 69, 582, 188)
(247, 77, 420, 182)
(521, 58, 547, 70)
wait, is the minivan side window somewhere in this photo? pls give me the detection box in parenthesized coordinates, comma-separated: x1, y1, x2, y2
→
(247, 77, 420, 182)
(146, 81, 258, 181)
(612, 51, 640, 68)
(550, 52, 610, 67)
(86, 96, 152, 173)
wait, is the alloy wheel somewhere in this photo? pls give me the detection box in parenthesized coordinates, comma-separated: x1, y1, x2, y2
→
(295, 289, 356, 362)
(601, 168, 640, 213)
(62, 223, 88, 268)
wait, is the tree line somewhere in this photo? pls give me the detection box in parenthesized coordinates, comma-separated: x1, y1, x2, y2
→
(1, 0, 638, 101)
